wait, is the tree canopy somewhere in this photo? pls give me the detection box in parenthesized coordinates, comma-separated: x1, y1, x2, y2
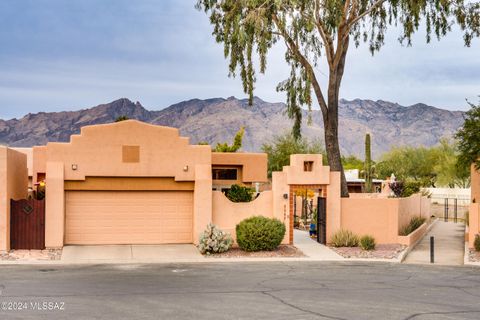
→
(213, 127, 245, 152)
(376, 139, 470, 188)
(261, 132, 325, 176)
(197, 0, 480, 196)
(456, 99, 480, 171)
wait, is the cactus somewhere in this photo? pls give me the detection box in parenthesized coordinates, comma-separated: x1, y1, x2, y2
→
(364, 133, 373, 193)
(198, 224, 233, 254)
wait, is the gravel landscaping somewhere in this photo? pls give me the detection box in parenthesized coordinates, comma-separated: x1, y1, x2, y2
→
(468, 249, 480, 262)
(330, 244, 406, 259)
(205, 245, 305, 258)
(0, 249, 62, 261)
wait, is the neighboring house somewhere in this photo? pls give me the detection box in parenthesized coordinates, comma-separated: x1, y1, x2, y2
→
(344, 169, 382, 193)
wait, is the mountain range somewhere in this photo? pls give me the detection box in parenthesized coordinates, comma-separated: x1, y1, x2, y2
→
(0, 97, 465, 159)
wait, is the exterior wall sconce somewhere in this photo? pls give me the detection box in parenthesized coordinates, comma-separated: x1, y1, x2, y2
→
(283, 193, 288, 200)
(183, 165, 189, 172)
(71, 164, 78, 171)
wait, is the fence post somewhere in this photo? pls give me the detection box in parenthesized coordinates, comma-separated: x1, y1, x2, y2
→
(454, 198, 458, 223)
(444, 198, 449, 222)
(430, 236, 434, 263)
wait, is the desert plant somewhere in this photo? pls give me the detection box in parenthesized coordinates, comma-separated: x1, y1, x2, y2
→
(359, 235, 376, 251)
(214, 127, 245, 152)
(399, 216, 427, 236)
(236, 216, 286, 252)
(330, 229, 359, 247)
(402, 181, 422, 197)
(115, 115, 129, 122)
(474, 234, 480, 252)
(364, 133, 373, 193)
(198, 224, 233, 255)
(225, 184, 254, 202)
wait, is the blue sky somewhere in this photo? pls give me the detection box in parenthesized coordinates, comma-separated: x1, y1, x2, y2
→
(0, 0, 478, 119)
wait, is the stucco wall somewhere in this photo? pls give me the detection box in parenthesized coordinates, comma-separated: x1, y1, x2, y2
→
(212, 191, 274, 242)
(212, 152, 268, 183)
(45, 121, 211, 181)
(472, 165, 480, 204)
(0, 147, 28, 251)
(341, 194, 429, 244)
(468, 203, 480, 248)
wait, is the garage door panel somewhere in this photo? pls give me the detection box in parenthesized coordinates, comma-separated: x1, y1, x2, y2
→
(65, 191, 193, 245)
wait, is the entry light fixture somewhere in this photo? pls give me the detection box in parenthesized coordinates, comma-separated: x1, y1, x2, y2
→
(183, 165, 189, 172)
(283, 193, 288, 200)
(71, 164, 78, 171)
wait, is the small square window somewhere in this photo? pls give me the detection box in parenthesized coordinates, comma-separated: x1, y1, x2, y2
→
(304, 161, 314, 172)
(122, 145, 140, 163)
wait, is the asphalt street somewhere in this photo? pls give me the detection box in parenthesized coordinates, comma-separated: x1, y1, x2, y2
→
(0, 262, 479, 320)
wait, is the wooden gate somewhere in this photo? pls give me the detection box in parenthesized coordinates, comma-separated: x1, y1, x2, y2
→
(10, 199, 45, 250)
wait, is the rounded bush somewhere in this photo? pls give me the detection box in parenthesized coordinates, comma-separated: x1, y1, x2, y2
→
(359, 235, 376, 251)
(236, 216, 286, 252)
(474, 234, 480, 252)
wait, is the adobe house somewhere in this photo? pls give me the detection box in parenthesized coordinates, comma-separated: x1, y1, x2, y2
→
(0, 120, 429, 252)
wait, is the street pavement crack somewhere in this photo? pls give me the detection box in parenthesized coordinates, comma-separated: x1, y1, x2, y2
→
(262, 290, 347, 320)
(403, 310, 480, 320)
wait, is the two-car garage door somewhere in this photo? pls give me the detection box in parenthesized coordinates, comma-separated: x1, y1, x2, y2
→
(65, 191, 193, 245)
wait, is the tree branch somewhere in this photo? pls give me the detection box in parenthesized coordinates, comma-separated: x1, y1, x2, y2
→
(272, 13, 329, 116)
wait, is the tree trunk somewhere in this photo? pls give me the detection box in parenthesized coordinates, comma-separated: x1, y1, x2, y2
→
(322, 36, 349, 197)
(324, 101, 349, 198)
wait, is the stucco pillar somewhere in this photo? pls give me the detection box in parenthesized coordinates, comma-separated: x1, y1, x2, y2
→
(272, 171, 290, 244)
(45, 162, 65, 248)
(0, 148, 8, 252)
(193, 164, 212, 245)
(326, 171, 341, 242)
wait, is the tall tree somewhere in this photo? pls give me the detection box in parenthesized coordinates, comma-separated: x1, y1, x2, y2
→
(456, 99, 480, 171)
(196, 0, 480, 197)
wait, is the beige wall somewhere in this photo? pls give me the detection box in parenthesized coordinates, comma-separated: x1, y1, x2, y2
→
(468, 203, 480, 248)
(212, 191, 274, 242)
(0, 147, 28, 251)
(340, 194, 430, 244)
(32, 146, 47, 185)
(284, 154, 330, 185)
(212, 152, 268, 183)
(472, 164, 480, 204)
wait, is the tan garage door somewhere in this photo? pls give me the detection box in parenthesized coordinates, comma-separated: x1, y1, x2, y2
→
(65, 191, 193, 245)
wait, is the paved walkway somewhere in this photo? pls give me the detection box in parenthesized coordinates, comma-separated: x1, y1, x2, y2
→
(293, 229, 343, 260)
(61, 244, 204, 263)
(404, 221, 465, 265)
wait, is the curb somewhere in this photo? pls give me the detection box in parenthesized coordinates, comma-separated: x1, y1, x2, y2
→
(400, 218, 439, 263)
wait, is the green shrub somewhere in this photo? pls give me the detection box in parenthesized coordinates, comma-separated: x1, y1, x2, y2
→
(399, 216, 426, 236)
(402, 181, 422, 197)
(359, 235, 376, 250)
(236, 216, 286, 252)
(198, 224, 233, 254)
(225, 184, 254, 202)
(474, 234, 480, 252)
(330, 229, 359, 247)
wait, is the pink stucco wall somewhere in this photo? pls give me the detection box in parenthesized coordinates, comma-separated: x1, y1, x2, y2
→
(212, 191, 277, 242)
(341, 194, 430, 244)
(0, 147, 28, 251)
(468, 203, 479, 248)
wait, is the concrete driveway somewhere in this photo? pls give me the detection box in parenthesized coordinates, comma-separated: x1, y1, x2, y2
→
(61, 244, 204, 263)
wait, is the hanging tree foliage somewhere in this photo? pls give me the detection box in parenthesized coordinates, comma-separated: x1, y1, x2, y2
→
(196, 0, 480, 197)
